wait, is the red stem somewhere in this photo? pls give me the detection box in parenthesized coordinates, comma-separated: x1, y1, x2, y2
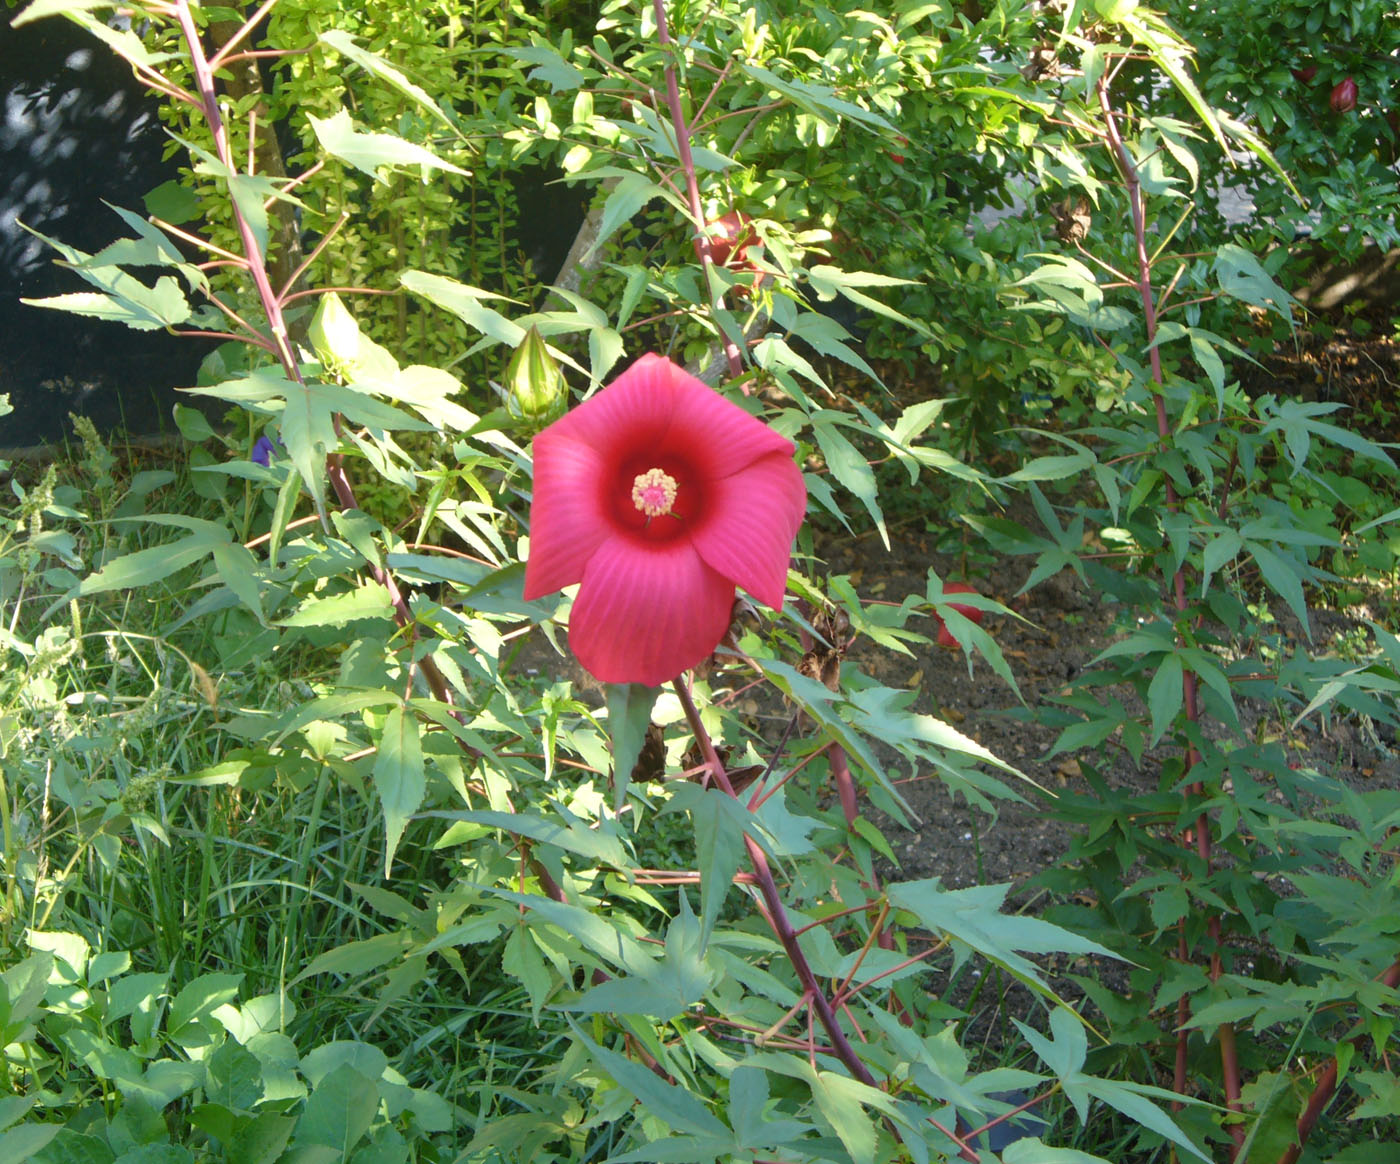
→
(171, 0, 465, 727)
(672, 678, 886, 1094)
(1096, 73, 1242, 1146)
(650, 0, 742, 379)
(1278, 956, 1400, 1164)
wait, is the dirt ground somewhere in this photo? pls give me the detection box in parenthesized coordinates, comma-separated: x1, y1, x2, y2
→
(823, 532, 1399, 891)
(825, 323, 1400, 890)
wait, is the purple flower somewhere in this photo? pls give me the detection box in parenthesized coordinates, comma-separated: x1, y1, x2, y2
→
(251, 435, 281, 466)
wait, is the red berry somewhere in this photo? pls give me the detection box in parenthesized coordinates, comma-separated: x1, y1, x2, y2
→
(1330, 77, 1358, 113)
(1291, 65, 1317, 84)
(935, 582, 984, 649)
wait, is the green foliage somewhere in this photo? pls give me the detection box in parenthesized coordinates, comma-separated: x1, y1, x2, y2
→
(1151, 0, 1400, 262)
(8, 0, 1400, 1162)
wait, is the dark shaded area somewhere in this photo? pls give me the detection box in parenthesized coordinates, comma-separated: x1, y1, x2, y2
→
(0, 11, 212, 450)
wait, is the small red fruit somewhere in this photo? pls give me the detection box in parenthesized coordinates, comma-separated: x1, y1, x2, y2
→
(889, 135, 909, 164)
(1330, 77, 1358, 113)
(705, 210, 753, 267)
(1291, 65, 1317, 84)
(935, 582, 984, 649)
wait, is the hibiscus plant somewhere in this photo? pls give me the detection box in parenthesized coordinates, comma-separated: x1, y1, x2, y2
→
(5, 1, 1399, 1163)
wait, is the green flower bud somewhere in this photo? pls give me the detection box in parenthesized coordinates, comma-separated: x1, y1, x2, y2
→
(505, 325, 566, 427)
(309, 291, 396, 381)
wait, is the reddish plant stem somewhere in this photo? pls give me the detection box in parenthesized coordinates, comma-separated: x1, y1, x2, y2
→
(650, 0, 742, 379)
(672, 678, 885, 1094)
(1279, 956, 1400, 1164)
(1096, 73, 1242, 1145)
(172, 1, 463, 719)
(963, 1084, 1060, 1148)
(170, 2, 576, 904)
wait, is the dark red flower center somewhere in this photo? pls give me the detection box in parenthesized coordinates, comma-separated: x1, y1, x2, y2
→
(609, 449, 705, 542)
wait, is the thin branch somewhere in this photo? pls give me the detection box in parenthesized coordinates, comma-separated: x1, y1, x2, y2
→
(651, 0, 742, 380)
(207, 0, 285, 73)
(277, 210, 350, 301)
(673, 677, 883, 1091)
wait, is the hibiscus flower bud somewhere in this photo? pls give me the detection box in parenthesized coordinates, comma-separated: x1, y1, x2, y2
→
(505, 325, 566, 428)
(1330, 78, 1358, 113)
(705, 210, 754, 267)
(935, 582, 985, 649)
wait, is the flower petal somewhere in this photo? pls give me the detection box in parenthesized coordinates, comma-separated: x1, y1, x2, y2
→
(523, 432, 612, 599)
(665, 362, 796, 480)
(545, 353, 679, 458)
(691, 452, 806, 608)
(569, 537, 735, 686)
(549, 354, 794, 482)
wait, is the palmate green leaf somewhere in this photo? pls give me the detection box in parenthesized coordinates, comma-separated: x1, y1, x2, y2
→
(505, 43, 586, 92)
(211, 542, 265, 623)
(885, 879, 1120, 997)
(812, 418, 886, 548)
(673, 787, 748, 947)
(373, 706, 425, 872)
(400, 271, 525, 349)
(258, 690, 402, 747)
(71, 527, 230, 610)
(750, 659, 890, 808)
(319, 32, 461, 135)
(21, 281, 186, 328)
(1146, 653, 1184, 745)
(1075, 1077, 1210, 1164)
(1002, 1139, 1112, 1164)
(436, 807, 630, 869)
(292, 932, 414, 986)
(739, 63, 895, 134)
(571, 1025, 729, 1141)
(727, 1066, 812, 1152)
(563, 895, 717, 1022)
(14, 0, 177, 68)
(809, 1071, 879, 1164)
(806, 264, 926, 334)
(1246, 542, 1310, 635)
(309, 109, 469, 184)
(605, 682, 658, 811)
(588, 172, 665, 262)
(1015, 1008, 1087, 1081)
(100, 203, 208, 294)
(278, 585, 395, 629)
(490, 890, 654, 978)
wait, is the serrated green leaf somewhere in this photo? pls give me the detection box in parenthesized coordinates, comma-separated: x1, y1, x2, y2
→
(1147, 653, 1184, 745)
(374, 706, 425, 871)
(309, 109, 468, 184)
(606, 683, 658, 811)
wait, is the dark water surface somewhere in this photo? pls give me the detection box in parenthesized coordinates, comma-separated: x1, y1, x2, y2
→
(1, 11, 211, 450)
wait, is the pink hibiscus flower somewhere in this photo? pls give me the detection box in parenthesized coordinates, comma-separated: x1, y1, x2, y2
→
(523, 354, 806, 686)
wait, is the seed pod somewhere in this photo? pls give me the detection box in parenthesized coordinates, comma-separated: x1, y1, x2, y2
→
(1330, 78, 1358, 113)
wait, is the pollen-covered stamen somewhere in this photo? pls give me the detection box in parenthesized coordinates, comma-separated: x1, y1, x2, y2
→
(631, 467, 679, 517)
